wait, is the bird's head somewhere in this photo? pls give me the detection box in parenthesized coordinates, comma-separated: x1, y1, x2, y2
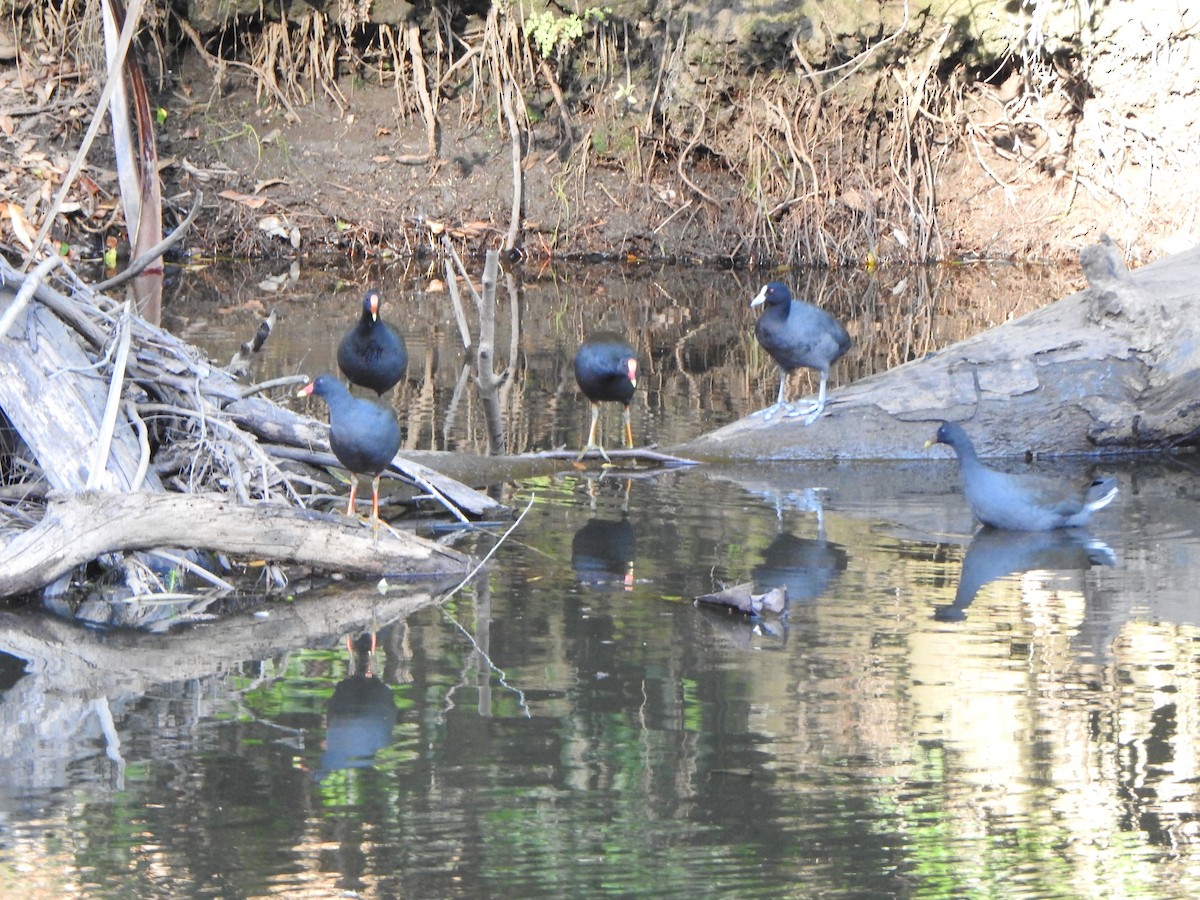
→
(750, 281, 792, 309)
(924, 421, 965, 451)
(364, 290, 381, 322)
(297, 373, 336, 399)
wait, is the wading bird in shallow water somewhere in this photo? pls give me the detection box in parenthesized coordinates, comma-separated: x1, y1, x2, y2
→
(298, 374, 401, 533)
(925, 420, 1118, 531)
(573, 332, 638, 462)
(750, 281, 851, 424)
(337, 289, 408, 395)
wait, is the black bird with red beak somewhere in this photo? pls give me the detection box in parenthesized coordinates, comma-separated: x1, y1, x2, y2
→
(573, 332, 638, 462)
(337, 289, 408, 395)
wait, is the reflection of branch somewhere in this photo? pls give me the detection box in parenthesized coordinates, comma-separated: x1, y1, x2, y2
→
(438, 493, 536, 718)
(441, 363, 473, 447)
(475, 250, 508, 454)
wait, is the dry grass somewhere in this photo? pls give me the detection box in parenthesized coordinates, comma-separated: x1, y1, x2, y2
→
(5, 2, 1192, 264)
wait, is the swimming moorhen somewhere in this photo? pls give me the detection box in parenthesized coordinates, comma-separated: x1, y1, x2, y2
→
(337, 289, 408, 395)
(751, 281, 851, 424)
(926, 421, 1118, 531)
(298, 374, 401, 530)
(573, 332, 638, 461)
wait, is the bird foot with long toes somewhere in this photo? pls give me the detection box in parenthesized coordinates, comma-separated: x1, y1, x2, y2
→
(576, 444, 613, 464)
(754, 403, 787, 421)
(784, 402, 825, 424)
(782, 400, 818, 417)
(799, 408, 825, 425)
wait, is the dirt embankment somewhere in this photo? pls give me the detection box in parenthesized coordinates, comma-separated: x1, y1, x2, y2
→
(1, 1, 1197, 267)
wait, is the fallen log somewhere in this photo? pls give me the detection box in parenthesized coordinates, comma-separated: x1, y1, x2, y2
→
(677, 238, 1200, 460)
(0, 491, 472, 599)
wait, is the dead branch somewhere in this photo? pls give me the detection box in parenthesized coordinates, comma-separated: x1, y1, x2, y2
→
(23, 0, 147, 266)
(526, 447, 701, 467)
(92, 189, 203, 293)
(0, 491, 473, 599)
(500, 78, 524, 251)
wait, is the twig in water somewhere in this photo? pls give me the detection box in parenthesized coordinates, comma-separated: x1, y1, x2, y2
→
(150, 548, 237, 592)
(437, 492, 537, 717)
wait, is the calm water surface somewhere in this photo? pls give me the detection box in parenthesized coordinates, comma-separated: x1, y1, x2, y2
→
(2, 262, 1200, 898)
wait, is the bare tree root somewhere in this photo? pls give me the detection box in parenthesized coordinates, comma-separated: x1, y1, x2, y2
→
(393, 21, 440, 165)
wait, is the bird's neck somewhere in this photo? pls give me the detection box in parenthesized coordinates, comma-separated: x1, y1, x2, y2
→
(953, 443, 981, 468)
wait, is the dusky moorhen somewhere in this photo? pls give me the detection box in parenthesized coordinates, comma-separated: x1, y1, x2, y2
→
(751, 281, 851, 424)
(337, 289, 408, 395)
(926, 421, 1118, 531)
(573, 332, 638, 461)
(298, 374, 401, 529)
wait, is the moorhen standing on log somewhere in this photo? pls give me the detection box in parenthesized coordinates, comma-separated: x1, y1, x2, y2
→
(926, 421, 1119, 531)
(751, 281, 851, 424)
(337, 289, 408, 395)
(573, 332, 638, 461)
(298, 374, 401, 531)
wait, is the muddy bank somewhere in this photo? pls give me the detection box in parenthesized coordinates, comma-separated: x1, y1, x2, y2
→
(2, 2, 1198, 266)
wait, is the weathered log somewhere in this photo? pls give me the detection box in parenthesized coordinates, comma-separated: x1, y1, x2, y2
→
(0, 286, 155, 492)
(0, 491, 473, 599)
(678, 238, 1200, 460)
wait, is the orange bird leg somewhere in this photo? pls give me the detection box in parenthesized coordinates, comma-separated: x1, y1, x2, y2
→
(622, 404, 634, 449)
(370, 473, 383, 533)
(345, 476, 359, 516)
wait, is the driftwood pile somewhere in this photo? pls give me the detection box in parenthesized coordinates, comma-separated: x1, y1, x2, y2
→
(0, 252, 497, 610)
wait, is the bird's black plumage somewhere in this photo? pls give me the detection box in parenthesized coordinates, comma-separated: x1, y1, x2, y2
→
(751, 281, 851, 423)
(337, 289, 408, 395)
(299, 374, 401, 525)
(573, 332, 638, 460)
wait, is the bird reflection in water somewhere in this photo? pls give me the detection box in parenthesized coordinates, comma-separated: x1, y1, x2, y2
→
(936, 527, 1117, 622)
(317, 632, 398, 780)
(572, 517, 637, 592)
(700, 489, 849, 647)
(752, 531, 849, 609)
(754, 486, 848, 607)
